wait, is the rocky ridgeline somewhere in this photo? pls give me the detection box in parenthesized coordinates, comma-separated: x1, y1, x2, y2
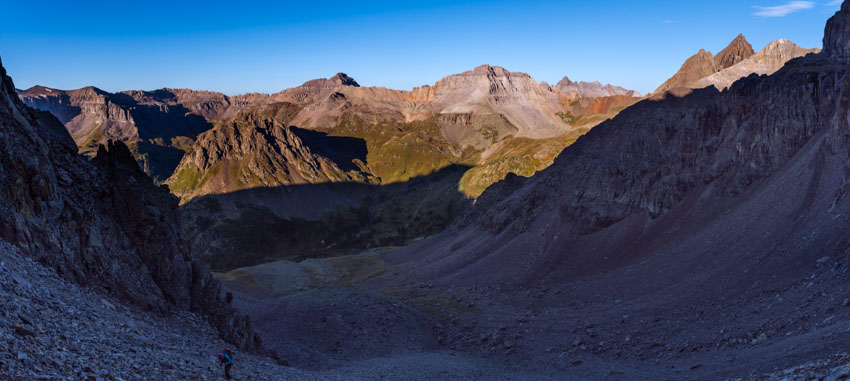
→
(0, 56, 263, 353)
(654, 34, 756, 94)
(654, 34, 817, 94)
(555, 77, 640, 98)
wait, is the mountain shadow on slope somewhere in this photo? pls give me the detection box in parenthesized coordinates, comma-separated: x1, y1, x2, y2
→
(288, 126, 368, 173)
(181, 165, 473, 272)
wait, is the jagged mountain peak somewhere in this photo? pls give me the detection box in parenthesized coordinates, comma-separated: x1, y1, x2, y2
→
(714, 33, 755, 70)
(330, 72, 359, 87)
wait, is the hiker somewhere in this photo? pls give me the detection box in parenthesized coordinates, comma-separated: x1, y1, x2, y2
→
(217, 348, 234, 379)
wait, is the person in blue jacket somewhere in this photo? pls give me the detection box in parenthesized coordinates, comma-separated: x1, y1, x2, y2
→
(217, 348, 234, 379)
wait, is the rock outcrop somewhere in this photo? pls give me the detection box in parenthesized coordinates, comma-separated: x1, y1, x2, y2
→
(825, 1, 850, 62)
(0, 55, 263, 352)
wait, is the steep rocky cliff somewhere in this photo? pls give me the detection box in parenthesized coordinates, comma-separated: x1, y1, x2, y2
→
(0, 56, 263, 352)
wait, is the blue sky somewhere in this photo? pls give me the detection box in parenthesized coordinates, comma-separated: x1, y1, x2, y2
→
(0, 0, 841, 95)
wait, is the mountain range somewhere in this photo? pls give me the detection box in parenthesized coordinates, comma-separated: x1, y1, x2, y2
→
(16, 34, 818, 271)
(2, 1, 850, 379)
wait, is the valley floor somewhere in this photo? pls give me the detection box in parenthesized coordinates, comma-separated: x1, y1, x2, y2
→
(4, 238, 850, 380)
(0, 242, 546, 380)
(217, 245, 850, 380)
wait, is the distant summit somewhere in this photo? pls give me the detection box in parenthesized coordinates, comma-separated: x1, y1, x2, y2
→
(331, 72, 360, 87)
(714, 34, 755, 70)
(654, 34, 818, 94)
(555, 77, 641, 98)
(696, 39, 819, 90)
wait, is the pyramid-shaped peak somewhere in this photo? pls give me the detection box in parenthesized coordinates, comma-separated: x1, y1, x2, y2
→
(330, 73, 359, 87)
(556, 76, 575, 87)
(715, 34, 755, 70)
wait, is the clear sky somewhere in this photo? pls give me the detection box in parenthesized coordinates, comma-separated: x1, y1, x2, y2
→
(0, 0, 840, 95)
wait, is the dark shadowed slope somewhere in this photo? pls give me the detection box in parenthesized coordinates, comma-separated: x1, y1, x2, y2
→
(0, 55, 263, 351)
(368, 3, 850, 378)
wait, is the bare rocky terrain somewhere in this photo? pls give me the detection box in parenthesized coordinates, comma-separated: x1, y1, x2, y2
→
(6, 2, 850, 381)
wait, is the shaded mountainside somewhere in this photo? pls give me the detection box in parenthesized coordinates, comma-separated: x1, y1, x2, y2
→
(370, 4, 850, 377)
(182, 166, 471, 271)
(654, 34, 818, 94)
(0, 57, 262, 351)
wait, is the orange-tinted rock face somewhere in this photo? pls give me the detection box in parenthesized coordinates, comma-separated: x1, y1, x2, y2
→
(655, 35, 817, 95)
(714, 34, 755, 70)
(654, 49, 719, 94)
(697, 39, 819, 90)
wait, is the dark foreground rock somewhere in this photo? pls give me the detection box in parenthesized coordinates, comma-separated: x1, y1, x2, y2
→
(0, 241, 302, 380)
(0, 55, 262, 353)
